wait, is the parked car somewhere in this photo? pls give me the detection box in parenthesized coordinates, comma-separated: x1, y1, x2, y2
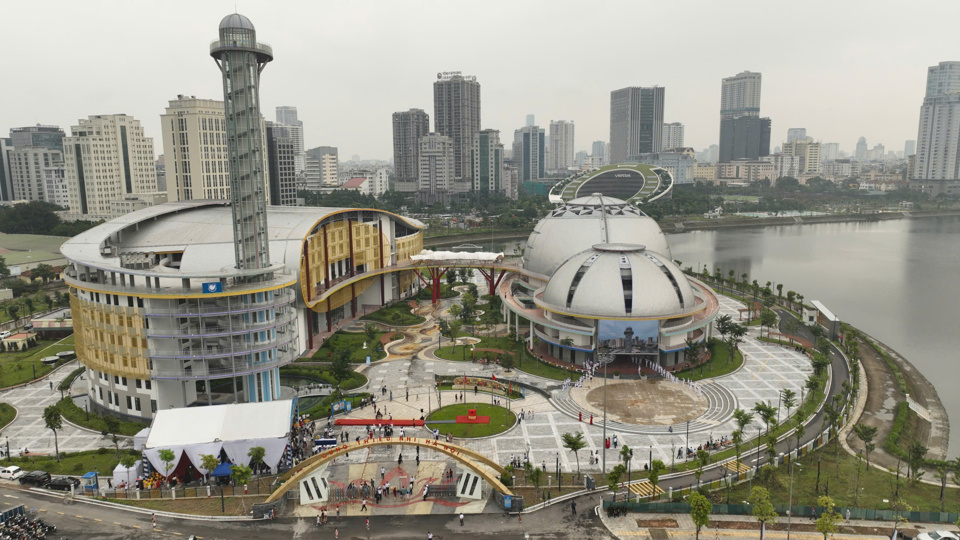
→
(46, 476, 80, 491)
(918, 532, 960, 540)
(18, 470, 51, 487)
(0, 466, 24, 480)
(0, 331, 11, 340)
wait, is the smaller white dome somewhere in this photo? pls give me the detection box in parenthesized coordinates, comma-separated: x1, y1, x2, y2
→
(541, 243, 695, 318)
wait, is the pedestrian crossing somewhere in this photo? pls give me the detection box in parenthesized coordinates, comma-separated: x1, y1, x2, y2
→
(627, 481, 664, 497)
(722, 460, 751, 474)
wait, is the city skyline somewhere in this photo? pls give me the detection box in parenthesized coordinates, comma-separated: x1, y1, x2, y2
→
(1, 1, 955, 161)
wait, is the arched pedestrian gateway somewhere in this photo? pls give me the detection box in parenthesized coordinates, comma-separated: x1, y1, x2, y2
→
(265, 436, 512, 504)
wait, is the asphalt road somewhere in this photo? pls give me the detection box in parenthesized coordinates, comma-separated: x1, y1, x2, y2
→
(0, 483, 614, 539)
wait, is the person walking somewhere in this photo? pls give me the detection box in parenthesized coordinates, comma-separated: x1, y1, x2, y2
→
(336, 505, 340, 521)
(366, 517, 370, 531)
(427, 532, 433, 540)
(360, 499, 367, 512)
(151, 514, 156, 529)
(335, 528, 339, 540)
(381, 466, 386, 480)
(571, 500, 577, 516)
(460, 512, 464, 526)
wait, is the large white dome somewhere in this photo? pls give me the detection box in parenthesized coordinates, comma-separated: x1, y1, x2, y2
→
(540, 243, 695, 318)
(522, 195, 671, 277)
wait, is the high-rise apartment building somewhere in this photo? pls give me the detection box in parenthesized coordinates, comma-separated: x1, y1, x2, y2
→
(720, 71, 762, 120)
(661, 122, 684, 150)
(161, 96, 269, 203)
(904, 140, 916, 157)
(575, 151, 589, 167)
(719, 116, 771, 162)
(609, 86, 664, 163)
(10, 125, 64, 152)
(417, 133, 455, 205)
(525, 114, 535, 127)
(275, 106, 305, 174)
(513, 125, 545, 181)
(781, 139, 822, 174)
(62, 114, 159, 219)
(855, 137, 868, 160)
(0, 139, 13, 201)
(303, 156, 321, 191)
(392, 108, 430, 193)
(591, 141, 606, 164)
(43, 164, 69, 208)
(787, 128, 807, 143)
(434, 72, 480, 188)
(761, 154, 801, 179)
(9, 146, 62, 202)
(472, 129, 504, 194)
(822, 142, 840, 162)
(548, 120, 575, 173)
(306, 146, 339, 187)
(265, 122, 298, 206)
(914, 62, 960, 182)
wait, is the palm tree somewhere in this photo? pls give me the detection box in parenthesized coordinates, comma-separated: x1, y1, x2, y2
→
(781, 389, 797, 426)
(43, 405, 62, 462)
(853, 424, 878, 469)
(732, 409, 754, 470)
(620, 445, 633, 484)
(561, 432, 587, 476)
(752, 401, 776, 438)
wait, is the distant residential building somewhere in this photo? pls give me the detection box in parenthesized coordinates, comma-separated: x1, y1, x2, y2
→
(417, 133, 456, 205)
(924, 61, 960, 97)
(62, 114, 162, 219)
(0, 138, 13, 201)
(786, 128, 807, 143)
(161, 96, 269, 202)
(661, 122, 684, 150)
(822, 142, 840, 162)
(503, 164, 519, 200)
(694, 163, 717, 181)
(307, 146, 339, 187)
(525, 114, 535, 127)
(575, 150, 589, 167)
(591, 141, 606, 164)
(43, 164, 69, 208)
(10, 125, 64, 152)
(781, 139, 822, 174)
(303, 156, 321, 191)
(717, 160, 775, 183)
(392, 108, 430, 193)
(155, 156, 166, 192)
(339, 168, 389, 198)
(275, 106, 305, 173)
(610, 86, 664, 163)
(697, 145, 719, 164)
(855, 137, 868, 161)
(9, 146, 62, 202)
(265, 122, 298, 206)
(904, 140, 916, 157)
(472, 129, 504, 195)
(629, 149, 695, 184)
(434, 72, 481, 188)
(720, 71, 761, 120)
(513, 125, 545, 181)
(719, 116, 771, 162)
(821, 159, 862, 179)
(913, 63, 960, 186)
(548, 120, 575, 172)
(760, 153, 801, 179)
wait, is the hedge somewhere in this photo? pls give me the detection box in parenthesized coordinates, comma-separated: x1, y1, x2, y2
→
(58, 367, 85, 391)
(55, 397, 145, 436)
(278, 365, 367, 391)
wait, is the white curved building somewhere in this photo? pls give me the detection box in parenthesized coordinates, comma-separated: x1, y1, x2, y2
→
(500, 194, 718, 369)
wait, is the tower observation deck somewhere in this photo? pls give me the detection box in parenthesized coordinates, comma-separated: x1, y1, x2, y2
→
(211, 13, 273, 274)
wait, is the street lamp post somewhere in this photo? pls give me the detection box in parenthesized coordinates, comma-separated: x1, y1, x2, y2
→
(756, 427, 762, 472)
(648, 445, 652, 471)
(685, 420, 690, 461)
(777, 390, 783, 425)
(600, 352, 611, 475)
(787, 461, 802, 540)
(556, 452, 560, 490)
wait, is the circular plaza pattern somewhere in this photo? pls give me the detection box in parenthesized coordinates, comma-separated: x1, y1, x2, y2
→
(585, 380, 707, 425)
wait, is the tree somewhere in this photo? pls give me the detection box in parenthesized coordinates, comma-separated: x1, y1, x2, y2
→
(753, 401, 776, 437)
(448, 303, 462, 321)
(760, 310, 777, 338)
(689, 491, 712, 540)
(890, 496, 911, 538)
(811, 353, 831, 378)
(330, 349, 352, 393)
(606, 464, 626, 501)
(230, 463, 254, 511)
(714, 314, 732, 345)
(815, 495, 842, 539)
(0, 255, 8, 278)
(43, 405, 62, 462)
(907, 441, 928, 482)
(31, 263, 56, 284)
(732, 408, 754, 471)
(729, 323, 748, 354)
(781, 389, 797, 425)
(853, 424, 877, 469)
(447, 320, 462, 351)
(561, 432, 587, 475)
(103, 415, 121, 458)
(529, 467, 544, 498)
(693, 449, 710, 485)
(500, 354, 515, 371)
(619, 444, 633, 484)
(158, 448, 177, 478)
(363, 323, 378, 343)
(200, 454, 220, 484)
(248, 446, 266, 479)
(748, 486, 778, 539)
(648, 460, 666, 500)
(5, 304, 19, 322)
(120, 454, 137, 469)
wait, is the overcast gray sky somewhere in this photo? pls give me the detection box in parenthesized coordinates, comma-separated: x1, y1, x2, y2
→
(3, 0, 957, 160)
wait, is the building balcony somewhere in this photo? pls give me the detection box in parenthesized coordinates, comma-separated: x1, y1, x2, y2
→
(143, 291, 295, 317)
(148, 332, 299, 361)
(145, 305, 296, 338)
(149, 351, 295, 381)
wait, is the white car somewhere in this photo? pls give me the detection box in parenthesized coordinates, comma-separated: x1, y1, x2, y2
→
(918, 532, 960, 540)
(0, 466, 24, 480)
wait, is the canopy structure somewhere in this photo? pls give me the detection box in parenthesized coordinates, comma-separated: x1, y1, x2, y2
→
(410, 250, 504, 264)
(211, 462, 234, 477)
(143, 400, 295, 477)
(133, 427, 150, 451)
(112, 460, 143, 488)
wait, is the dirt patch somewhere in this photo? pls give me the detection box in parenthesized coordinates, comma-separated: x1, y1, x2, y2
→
(636, 518, 678, 528)
(583, 380, 707, 425)
(714, 521, 896, 535)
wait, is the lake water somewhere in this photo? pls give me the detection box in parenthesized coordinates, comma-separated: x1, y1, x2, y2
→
(497, 216, 960, 456)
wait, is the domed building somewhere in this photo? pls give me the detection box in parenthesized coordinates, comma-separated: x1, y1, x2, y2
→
(500, 194, 718, 369)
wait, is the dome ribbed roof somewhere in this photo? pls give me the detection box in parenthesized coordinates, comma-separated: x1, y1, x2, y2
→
(219, 13, 255, 31)
(540, 244, 694, 318)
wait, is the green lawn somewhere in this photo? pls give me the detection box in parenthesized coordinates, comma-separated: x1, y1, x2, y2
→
(278, 364, 367, 391)
(513, 355, 578, 381)
(413, 284, 460, 300)
(0, 335, 76, 388)
(303, 392, 371, 420)
(305, 330, 387, 363)
(361, 302, 426, 326)
(426, 403, 516, 438)
(2, 447, 141, 476)
(724, 441, 960, 513)
(433, 335, 516, 362)
(0, 403, 16, 430)
(55, 397, 145, 436)
(675, 342, 744, 382)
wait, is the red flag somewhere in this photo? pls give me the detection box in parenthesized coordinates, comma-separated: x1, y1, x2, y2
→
(492, 374, 497, 381)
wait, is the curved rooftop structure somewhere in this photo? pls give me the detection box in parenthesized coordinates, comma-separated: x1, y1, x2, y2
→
(539, 243, 695, 319)
(522, 194, 671, 276)
(549, 163, 674, 206)
(219, 13, 255, 31)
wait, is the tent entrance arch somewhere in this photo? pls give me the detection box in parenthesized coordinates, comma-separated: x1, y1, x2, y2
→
(265, 436, 512, 504)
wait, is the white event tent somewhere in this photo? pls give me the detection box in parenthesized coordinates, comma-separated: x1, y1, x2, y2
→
(142, 400, 294, 477)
